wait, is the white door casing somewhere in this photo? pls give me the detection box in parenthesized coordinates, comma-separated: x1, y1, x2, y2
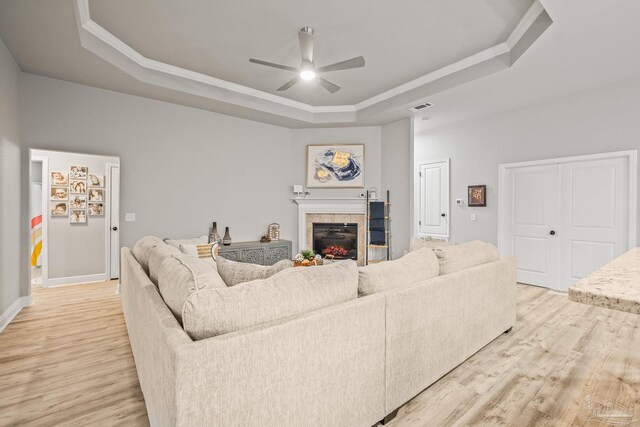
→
(107, 163, 120, 280)
(504, 164, 560, 289)
(417, 159, 450, 237)
(559, 157, 628, 290)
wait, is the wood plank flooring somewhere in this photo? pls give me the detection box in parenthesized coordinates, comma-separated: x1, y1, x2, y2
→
(1, 282, 638, 426)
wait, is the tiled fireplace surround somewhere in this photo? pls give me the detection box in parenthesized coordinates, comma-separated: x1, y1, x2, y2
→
(294, 198, 367, 266)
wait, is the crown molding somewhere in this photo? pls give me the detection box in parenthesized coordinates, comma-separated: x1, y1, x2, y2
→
(74, 0, 551, 125)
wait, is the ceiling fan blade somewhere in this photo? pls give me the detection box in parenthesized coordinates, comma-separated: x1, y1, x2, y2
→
(249, 58, 298, 72)
(298, 30, 314, 64)
(277, 76, 300, 91)
(316, 56, 365, 73)
(317, 77, 340, 93)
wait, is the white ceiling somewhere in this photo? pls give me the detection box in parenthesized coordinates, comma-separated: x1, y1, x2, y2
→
(88, 0, 532, 106)
(0, 0, 638, 129)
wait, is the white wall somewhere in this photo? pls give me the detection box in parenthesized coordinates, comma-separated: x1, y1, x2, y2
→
(0, 37, 22, 316)
(414, 78, 640, 246)
(34, 150, 119, 280)
(381, 118, 411, 259)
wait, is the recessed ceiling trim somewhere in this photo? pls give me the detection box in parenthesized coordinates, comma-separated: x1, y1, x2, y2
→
(73, 0, 550, 125)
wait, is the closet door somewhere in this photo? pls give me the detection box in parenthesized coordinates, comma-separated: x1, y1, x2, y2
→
(504, 165, 560, 289)
(559, 157, 629, 290)
(417, 160, 450, 237)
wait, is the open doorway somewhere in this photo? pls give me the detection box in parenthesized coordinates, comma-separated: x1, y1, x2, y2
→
(29, 149, 121, 290)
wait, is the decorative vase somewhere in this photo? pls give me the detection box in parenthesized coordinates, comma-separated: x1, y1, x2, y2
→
(209, 222, 220, 244)
(222, 227, 232, 246)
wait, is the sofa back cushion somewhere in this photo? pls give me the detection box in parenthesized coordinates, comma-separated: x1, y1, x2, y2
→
(165, 235, 208, 249)
(434, 240, 500, 275)
(182, 260, 358, 340)
(157, 253, 227, 322)
(148, 244, 181, 285)
(216, 257, 293, 286)
(409, 237, 453, 252)
(358, 248, 439, 296)
(132, 236, 165, 273)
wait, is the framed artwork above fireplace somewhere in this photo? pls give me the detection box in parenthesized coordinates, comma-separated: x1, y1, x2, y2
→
(306, 144, 365, 188)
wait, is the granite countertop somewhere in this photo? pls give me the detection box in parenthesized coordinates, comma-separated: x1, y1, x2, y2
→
(568, 247, 640, 315)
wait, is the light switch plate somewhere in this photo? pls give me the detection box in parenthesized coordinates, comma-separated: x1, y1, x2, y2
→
(471, 213, 477, 221)
(125, 213, 136, 222)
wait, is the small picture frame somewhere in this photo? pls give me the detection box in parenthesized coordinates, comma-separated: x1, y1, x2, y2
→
(88, 188, 104, 202)
(50, 202, 68, 217)
(50, 171, 68, 186)
(50, 187, 68, 201)
(70, 195, 87, 209)
(70, 209, 87, 224)
(88, 203, 104, 216)
(468, 185, 487, 207)
(70, 180, 87, 194)
(88, 174, 104, 187)
(69, 166, 88, 179)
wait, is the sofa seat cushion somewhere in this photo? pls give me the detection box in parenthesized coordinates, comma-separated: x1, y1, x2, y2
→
(182, 260, 358, 340)
(358, 248, 439, 296)
(132, 236, 165, 273)
(165, 235, 208, 249)
(216, 257, 293, 286)
(148, 244, 181, 286)
(434, 240, 500, 275)
(157, 253, 227, 322)
(409, 237, 453, 252)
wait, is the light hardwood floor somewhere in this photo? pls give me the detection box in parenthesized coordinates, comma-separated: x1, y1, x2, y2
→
(1, 282, 638, 426)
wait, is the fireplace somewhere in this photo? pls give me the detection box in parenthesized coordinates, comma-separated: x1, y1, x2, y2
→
(313, 223, 358, 260)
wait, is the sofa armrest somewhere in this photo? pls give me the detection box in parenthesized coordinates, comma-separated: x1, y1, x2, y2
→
(382, 257, 517, 413)
(174, 294, 387, 427)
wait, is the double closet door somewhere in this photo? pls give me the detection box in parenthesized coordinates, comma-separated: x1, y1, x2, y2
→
(502, 154, 631, 291)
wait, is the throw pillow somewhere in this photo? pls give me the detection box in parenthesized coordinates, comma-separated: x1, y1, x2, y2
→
(409, 237, 452, 252)
(358, 247, 439, 296)
(157, 253, 227, 322)
(182, 260, 358, 340)
(216, 256, 293, 286)
(434, 240, 500, 275)
(179, 243, 215, 259)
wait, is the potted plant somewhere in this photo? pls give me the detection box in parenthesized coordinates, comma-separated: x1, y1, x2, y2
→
(294, 249, 323, 267)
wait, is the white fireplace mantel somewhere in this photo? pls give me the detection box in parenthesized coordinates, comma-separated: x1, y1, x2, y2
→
(294, 198, 371, 253)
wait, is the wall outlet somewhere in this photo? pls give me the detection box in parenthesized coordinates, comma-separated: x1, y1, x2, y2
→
(125, 213, 136, 222)
(470, 213, 477, 221)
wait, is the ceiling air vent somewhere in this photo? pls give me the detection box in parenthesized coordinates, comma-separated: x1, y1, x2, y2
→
(409, 102, 433, 112)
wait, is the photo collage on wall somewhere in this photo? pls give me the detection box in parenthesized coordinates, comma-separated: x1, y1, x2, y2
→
(50, 165, 106, 223)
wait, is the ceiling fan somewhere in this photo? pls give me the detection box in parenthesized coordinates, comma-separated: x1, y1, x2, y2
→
(249, 27, 365, 93)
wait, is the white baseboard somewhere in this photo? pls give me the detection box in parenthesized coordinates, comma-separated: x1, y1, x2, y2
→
(46, 273, 107, 287)
(0, 296, 33, 333)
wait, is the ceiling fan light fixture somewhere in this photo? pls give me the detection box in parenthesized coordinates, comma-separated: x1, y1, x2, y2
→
(300, 69, 316, 81)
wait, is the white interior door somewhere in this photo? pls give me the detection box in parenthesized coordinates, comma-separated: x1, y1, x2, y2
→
(559, 157, 628, 290)
(417, 159, 450, 237)
(108, 164, 120, 279)
(504, 164, 560, 289)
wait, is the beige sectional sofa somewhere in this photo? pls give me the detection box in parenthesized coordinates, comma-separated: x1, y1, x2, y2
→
(120, 237, 516, 427)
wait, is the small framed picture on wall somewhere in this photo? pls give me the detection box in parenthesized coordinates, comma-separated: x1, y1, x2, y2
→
(89, 174, 104, 187)
(89, 189, 104, 202)
(50, 202, 68, 217)
(50, 187, 68, 201)
(468, 185, 487, 207)
(70, 209, 87, 224)
(88, 203, 104, 216)
(70, 180, 87, 194)
(69, 166, 88, 179)
(50, 171, 68, 186)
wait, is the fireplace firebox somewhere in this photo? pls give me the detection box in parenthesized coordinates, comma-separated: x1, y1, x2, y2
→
(312, 223, 358, 260)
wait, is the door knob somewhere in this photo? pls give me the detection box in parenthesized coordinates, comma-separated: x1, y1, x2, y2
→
(112, 226, 118, 231)
(549, 230, 556, 236)
(441, 213, 446, 217)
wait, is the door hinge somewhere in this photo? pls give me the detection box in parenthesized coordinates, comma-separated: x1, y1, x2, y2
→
(419, 220, 422, 226)
(419, 172, 422, 177)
